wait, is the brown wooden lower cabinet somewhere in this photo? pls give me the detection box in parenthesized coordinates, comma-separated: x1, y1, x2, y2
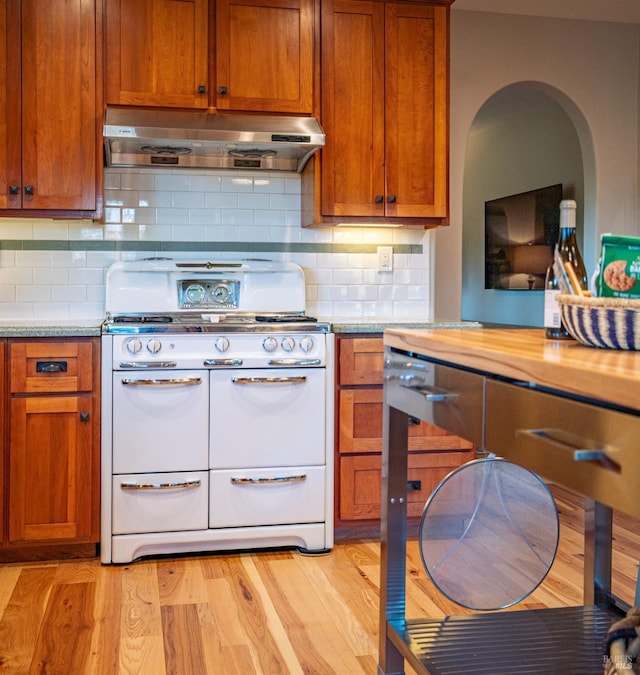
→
(336, 334, 476, 526)
(1, 338, 100, 558)
(8, 394, 96, 543)
(340, 450, 475, 521)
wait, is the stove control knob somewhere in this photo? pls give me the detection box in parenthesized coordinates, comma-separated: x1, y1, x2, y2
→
(281, 336, 296, 352)
(299, 336, 315, 353)
(125, 338, 142, 355)
(215, 336, 230, 353)
(146, 339, 162, 354)
(262, 336, 278, 352)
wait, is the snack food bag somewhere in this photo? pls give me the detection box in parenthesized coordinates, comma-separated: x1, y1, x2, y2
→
(595, 234, 640, 298)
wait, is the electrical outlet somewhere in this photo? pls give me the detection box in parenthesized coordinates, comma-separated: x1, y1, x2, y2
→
(377, 246, 393, 272)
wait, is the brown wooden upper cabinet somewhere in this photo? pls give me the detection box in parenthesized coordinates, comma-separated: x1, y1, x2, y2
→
(0, 0, 100, 216)
(105, 0, 315, 114)
(312, 0, 450, 226)
(105, 0, 210, 109)
(216, 0, 314, 113)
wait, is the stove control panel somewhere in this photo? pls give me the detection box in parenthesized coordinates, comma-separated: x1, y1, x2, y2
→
(112, 333, 326, 369)
(177, 279, 240, 310)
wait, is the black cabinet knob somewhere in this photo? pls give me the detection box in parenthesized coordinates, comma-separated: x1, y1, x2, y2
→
(24, 185, 34, 195)
(218, 86, 228, 95)
(197, 85, 207, 94)
(375, 195, 384, 203)
(9, 185, 19, 195)
(80, 412, 90, 422)
(388, 194, 396, 203)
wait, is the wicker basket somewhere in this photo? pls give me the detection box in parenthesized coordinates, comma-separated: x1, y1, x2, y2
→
(556, 294, 640, 350)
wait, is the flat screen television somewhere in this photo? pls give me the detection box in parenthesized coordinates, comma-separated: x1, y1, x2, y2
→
(484, 183, 562, 290)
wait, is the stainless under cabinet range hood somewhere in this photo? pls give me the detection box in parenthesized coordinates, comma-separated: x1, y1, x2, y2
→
(103, 108, 325, 173)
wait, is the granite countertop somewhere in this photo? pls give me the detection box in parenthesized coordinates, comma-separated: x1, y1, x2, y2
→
(0, 320, 102, 337)
(0, 317, 480, 338)
(322, 317, 482, 333)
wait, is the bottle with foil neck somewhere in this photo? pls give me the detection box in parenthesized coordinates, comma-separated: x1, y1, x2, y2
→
(544, 200, 588, 339)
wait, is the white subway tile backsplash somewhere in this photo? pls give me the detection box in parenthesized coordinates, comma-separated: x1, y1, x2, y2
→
(122, 172, 155, 191)
(17, 284, 51, 302)
(52, 285, 86, 302)
(0, 167, 433, 322)
(0, 285, 15, 302)
(34, 268, 70, 285)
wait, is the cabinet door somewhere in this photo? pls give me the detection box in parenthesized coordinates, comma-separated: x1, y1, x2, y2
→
(105, 0, 209, 108)
(0, 0, 21, 210)
(317, 0, 449, 225)
(384, 3, 448, 218)
(8, 394, 97, 543)
(321, 0, 385, 217)
(0, 341, 5, 544)
(20, 0, 97, 211)
(216, 0, 314, 113)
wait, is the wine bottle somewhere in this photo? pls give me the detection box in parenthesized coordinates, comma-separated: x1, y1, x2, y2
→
(544, 200, 588, 339)
(544, 250, 568, 339)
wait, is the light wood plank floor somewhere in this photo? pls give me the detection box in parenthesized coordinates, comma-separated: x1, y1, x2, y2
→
(0, 485, 638, 674)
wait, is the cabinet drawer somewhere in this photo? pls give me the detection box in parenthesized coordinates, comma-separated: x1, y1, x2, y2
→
(385, 351, 484, 447)
(340, 450, 475, 521)
(10, 340, 94, 393)
(486, 379, 640, 519)
(339, 388, 475, 454)
(338, 337, 384, 385)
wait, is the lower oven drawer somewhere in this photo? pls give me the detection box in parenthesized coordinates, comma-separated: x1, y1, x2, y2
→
(210, 466, 325, 528)
(112, 471, 209, 534)
(486, 379, 640, 518)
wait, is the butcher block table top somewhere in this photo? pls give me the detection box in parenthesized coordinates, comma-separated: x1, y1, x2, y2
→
(383, 327, 640, 412)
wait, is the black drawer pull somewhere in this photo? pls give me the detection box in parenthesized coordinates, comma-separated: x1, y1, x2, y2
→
(408, 416, 421, 425)
(407, 480, 422, 492)
(36, 361, 68, 373)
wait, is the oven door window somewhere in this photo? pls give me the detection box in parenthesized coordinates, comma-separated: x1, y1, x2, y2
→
(209, 368, 326, 469)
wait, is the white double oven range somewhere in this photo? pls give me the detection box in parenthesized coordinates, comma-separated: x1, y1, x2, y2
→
(100, 259, 334, 564)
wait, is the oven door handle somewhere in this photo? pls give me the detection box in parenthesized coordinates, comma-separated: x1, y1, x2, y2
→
(204, 358, 243, 367)
(230, 474, 306, 485)
(120, 377, 203, 386)
(120, 479, 202, 490)
(231, 376, 306, 385)
(119, 361, 177, 369)
(268, 359, 321, 366)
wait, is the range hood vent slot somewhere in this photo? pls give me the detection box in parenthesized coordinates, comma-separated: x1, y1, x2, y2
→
(103, 108, 325, 173)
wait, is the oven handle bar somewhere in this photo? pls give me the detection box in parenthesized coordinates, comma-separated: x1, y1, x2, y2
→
(230, 475, 306, 485)
(120, 479, 202, 490)
(121, 377, 203, 386)
(204, 358, 243, 367)
(268, 359, 322, 366)
(119, 361, 177, 369)
(232, 376, 306, 385)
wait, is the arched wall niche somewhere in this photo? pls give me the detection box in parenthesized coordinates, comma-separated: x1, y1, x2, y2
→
(460, 81, 593, 326)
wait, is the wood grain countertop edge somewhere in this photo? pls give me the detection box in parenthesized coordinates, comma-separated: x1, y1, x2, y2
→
(383, 327, 640, 412)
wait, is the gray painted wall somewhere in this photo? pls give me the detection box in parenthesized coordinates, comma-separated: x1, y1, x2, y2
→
(461, 85, 583, 326)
